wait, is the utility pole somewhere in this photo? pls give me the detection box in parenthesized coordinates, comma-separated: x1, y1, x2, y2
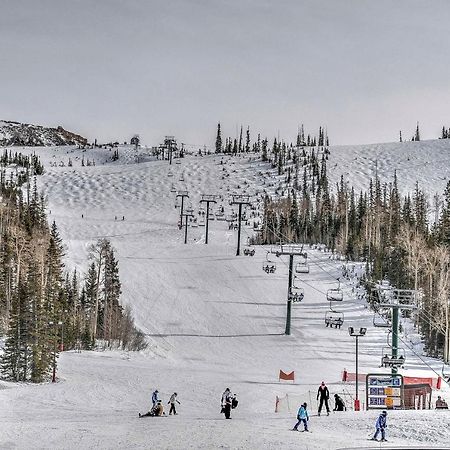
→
(176, 190, 189, 228)
(181, 208, 194, 244)
(168, 139, 173, 165)
(348, 327, 367, 411)
(231, 194, 251, 256)
(200, 194, 217, 244)
(272, 244, 306, 335)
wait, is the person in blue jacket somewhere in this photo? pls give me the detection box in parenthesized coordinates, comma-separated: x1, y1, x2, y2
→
(371, 410, 387, 441)
(152, 389, 159, 407)
(292, 402, 309, 432)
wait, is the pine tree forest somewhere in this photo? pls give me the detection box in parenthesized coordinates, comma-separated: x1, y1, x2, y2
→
(217, 123, 450, 364)
(0, 153, 146, 383)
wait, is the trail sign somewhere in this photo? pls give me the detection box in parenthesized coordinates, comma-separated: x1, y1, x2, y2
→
(366, 373, 404, 410)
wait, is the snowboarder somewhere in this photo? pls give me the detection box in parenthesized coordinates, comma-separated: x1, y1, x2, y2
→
(152, 389, 159, 407)
(333, 394, 346, 411)
(168, 392, 181, 415)
(221, 388, 232, 419)
(292, 402, 309, 432)
(371, 410, 388, 441)
(317, 381, 330, 416)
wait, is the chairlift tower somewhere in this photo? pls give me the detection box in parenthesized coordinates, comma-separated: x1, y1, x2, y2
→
(181, 208, 194, 244)
(271, 244, 307, 335)
(230, 194, 251, 256)
(374, 285, 418, 374)
(200, 194, 217, 244)
(176, 190, 189, 227)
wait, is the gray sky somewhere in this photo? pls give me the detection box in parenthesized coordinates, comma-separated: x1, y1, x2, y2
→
(1, 0, 450, 147)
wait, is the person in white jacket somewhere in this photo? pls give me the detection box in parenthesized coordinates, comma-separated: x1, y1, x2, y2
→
(168, 392, 181, 415)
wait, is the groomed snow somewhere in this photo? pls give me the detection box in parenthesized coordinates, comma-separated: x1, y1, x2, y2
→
(1, 142, 449, 449)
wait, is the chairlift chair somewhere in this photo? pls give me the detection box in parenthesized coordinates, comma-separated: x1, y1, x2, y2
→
(262, 251, 277, 273)
(295, 262, 310, 274)
(327, 288, 343, 302)
(289, 290, 304, 303)
(262, 262, 276, 273)
(381, 347, 406, 368)
(243, 247, 255, 256)
(324, 311, 344, 329)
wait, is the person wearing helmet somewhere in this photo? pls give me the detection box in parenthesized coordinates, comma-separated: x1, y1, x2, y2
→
(371, 410, 388, 442)
(168, 392, 181, 415)
(317, 381, 330, 416)
(292, 402, 309, 432)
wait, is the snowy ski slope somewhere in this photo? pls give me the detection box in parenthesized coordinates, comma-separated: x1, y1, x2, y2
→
(0, 141, 449, 449)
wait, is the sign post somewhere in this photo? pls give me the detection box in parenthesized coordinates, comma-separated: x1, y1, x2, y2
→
(366, 373, 404, 410)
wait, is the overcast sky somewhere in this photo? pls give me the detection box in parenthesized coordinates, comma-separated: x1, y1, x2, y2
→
(1, 0, 450, 147)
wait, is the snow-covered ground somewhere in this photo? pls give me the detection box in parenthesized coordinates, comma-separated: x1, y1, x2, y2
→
(1, 142, 450, 449)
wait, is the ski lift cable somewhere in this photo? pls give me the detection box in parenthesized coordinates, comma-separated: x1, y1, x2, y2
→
(251, 223, 447, 371)
(243, 221, 343, 287)
(250, 222, 342, 282)
(240, 227, 330, 297)
(253, 218, 448, 380)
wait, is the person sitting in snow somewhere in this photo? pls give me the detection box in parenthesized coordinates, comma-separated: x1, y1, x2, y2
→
(333, 394, 346, 411)
(292, 402, 309, 432)
(436, 396, 449, 409)
(371, 410, 388, 442)
(139, 400, 165, 417)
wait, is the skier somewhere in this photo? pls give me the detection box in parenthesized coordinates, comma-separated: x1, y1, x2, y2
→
(292, 402, 309, 432)
(317, 381, 330, 416)
(168, 392, 181, 415)
(333, 394, 346, 411)
(371, 410, 388, 441)
(221, 388, 232, 419)
(152, 389, 159, 407)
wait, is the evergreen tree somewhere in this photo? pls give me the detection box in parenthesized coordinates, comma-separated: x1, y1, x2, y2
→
(215, 123, 222, 153)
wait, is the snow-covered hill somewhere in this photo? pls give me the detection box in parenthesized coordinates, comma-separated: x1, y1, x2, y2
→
(327, 138, 450, 198)
(0, 120, 87, 147)
(0, 140, 449, 449)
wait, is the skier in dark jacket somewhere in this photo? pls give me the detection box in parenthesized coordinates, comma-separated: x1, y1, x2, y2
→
(333, 394, 346, 411)
(317, 381, 330, 416)
(221, 388, 233, 419)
